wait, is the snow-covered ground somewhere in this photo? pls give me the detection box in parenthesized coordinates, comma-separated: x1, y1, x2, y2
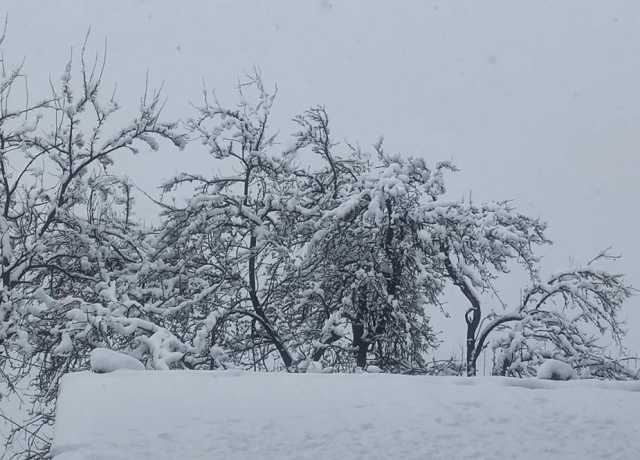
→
(52, 371, 640, 460)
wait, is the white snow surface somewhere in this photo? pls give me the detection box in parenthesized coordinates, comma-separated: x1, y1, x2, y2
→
(537, 358, 577, 381)
(52, 372, 640, 460)
(89, 348, 145, 373)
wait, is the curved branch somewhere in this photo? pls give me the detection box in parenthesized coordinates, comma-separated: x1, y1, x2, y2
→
(472, 312, 524, 363)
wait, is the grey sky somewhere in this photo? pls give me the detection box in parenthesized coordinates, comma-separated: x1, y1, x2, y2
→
(4, 0, 639, 356)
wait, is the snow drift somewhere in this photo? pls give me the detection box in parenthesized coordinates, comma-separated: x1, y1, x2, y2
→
(52, 372, 640, 460)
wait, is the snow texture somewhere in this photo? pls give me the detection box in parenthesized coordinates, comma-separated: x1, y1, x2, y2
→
(537, 359, 576, 381)
(89, 348, 145, 373)
(52, 372, 640, 460)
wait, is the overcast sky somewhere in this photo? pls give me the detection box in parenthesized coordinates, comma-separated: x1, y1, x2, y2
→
(4, 0, 639, 357)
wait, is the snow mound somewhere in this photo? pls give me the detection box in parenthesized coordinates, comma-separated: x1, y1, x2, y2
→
(304, 360, 323, 373)
(537, 359, 576, 381)
(89, 348, 145, 373)
(52, 372, 640, 460)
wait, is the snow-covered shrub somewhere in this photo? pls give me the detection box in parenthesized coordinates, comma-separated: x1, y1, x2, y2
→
(537, 359, 576, 381)
(90, 348, 145, 373)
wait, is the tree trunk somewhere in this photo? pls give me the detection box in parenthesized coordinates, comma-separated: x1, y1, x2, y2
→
(352, 323, 368, 369)
(247, 232, 293, 369)
(466, 338, 477, 376)
(465, 306, 481, 376)
(442, 247, 481, 377)
(273, 337, 293, 369)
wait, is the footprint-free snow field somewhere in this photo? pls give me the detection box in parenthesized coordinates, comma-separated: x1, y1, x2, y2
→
(52, 371, 640, 460)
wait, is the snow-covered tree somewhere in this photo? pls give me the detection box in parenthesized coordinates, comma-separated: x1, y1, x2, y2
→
(153, 82, 447, 373)
(434, 199, 634, 376)
(427, 200, 548, 375)
(301, 142, 451, 371)
(0, 31, 185, 456)
(152, 75, 635, 377)
(1, 20, 635, 460)
(156, 74, 307, 370)
(485, 252, 634, 378)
